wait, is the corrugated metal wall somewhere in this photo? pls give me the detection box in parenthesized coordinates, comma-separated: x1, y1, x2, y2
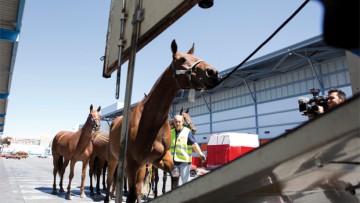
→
(174, 56, 352, 143)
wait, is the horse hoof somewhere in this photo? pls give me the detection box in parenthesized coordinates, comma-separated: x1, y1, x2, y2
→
(90, 192, 95, 197)
(65, 194, 71, 200)
(52, 190, 57, 195)
(80, 193, 86, 198)
(96, 191, 102, 195)
(104, 196, 110, 203)
(60, 188, 65, 193)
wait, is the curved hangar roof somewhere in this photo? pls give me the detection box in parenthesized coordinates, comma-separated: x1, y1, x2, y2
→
(0, 0, 25, 135)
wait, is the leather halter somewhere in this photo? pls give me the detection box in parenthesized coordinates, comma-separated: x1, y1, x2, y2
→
(171, 59, 204, 89)
(88, 115, 100, 131)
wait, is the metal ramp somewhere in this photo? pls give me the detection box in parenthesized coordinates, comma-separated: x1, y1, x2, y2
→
(151, 94, 360, 203)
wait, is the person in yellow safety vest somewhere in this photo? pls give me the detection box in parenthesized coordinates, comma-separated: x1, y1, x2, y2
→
(169, 115, 206, 185)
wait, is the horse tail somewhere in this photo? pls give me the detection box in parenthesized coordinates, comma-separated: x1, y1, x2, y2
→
(57, 156, 63, 177)
(92, 156, 99, 180)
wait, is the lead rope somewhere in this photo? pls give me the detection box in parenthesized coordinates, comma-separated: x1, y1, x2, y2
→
(216, 0, 310, 86)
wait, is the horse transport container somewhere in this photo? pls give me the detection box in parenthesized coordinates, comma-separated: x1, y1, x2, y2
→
(206, 132, 260, 169)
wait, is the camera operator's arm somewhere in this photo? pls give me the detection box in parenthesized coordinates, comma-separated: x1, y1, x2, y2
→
(307, 113, 315, 120)
(307, 106, 325, 120)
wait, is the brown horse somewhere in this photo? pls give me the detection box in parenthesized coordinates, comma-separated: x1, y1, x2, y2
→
(52, 104, 101, 199)
(105, 39, 218, 203)
(88, 130, 121, 197)
(88, 130, 110, 196)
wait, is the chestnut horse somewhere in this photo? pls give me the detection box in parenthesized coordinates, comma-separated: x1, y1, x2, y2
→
(52, 104, 101, 199)
(105, 40, 218, 203)
(89, 130, 110, 196)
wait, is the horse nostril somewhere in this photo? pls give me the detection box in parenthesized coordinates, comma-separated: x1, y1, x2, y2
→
(206, 68, 216, 77)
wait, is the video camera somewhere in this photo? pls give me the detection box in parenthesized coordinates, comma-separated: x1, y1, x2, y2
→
(298, 88, 328, 116)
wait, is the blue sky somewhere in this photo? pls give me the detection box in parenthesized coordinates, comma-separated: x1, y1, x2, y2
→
(4, 0, 324, 138)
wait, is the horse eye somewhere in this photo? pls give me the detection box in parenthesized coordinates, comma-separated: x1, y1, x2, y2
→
(179, 57, 186, 64)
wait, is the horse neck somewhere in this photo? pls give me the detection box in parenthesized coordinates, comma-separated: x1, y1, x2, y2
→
(140, 66, 180, 130)
(74, 116, 93, 155)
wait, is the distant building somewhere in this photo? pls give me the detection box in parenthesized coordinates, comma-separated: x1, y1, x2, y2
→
(101, 102, 124, 132)
(12, 137, 40, 145)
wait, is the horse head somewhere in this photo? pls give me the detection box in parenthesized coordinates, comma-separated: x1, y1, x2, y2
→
(89, 104, 101, 131)
(179, 107, 196, 134)
(171, 39, 219, 90)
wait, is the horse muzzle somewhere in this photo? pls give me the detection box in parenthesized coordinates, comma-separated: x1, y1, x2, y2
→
(93, 124, 101, 131)
(202, 68, 219, 89)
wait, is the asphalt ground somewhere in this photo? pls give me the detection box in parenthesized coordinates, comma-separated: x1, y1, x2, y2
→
(0, 156, 183, 203)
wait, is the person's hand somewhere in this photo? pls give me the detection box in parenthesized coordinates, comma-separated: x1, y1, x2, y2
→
(315, 106, 325, 114)
(199, 153, 206, 163)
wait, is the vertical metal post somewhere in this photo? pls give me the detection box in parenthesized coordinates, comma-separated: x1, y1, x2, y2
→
(115, 0, 128, 99)
(243, 77, 256, 103)
(253, 83, 259, 135)
(243, 78, 258, 134)
(293, 52, 324, 92)
(115, 0, 143, 202)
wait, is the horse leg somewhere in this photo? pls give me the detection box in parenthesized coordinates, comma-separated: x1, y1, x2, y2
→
(110, 165, 117, 198)
(153, 161, 168, 194)
(96, 158, 104, 195)
(123, 170, 128, 195)
(126, 162, 144, 203)
(89, 155, 96, 196)
(52, 155, 60, 194)
(162, 151, 179, 190)
(136, 165, 147, 203)
(80, 159, 89, 198)
(104, 161, 117, 203)
(162, 170, 167, 194)
(66, 160, 76, 200)
(152, 165, 159, 198)
(59, 158, 70, 193)
(102, 161, 108, 191)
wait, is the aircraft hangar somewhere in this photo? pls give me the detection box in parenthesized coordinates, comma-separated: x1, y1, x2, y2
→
(0, 0, 25, 135)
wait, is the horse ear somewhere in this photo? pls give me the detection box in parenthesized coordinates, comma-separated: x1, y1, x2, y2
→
(171, 39, 177, 55)
(97, 106, 101, 112)
(90, 104, 93, 111)
(179, 107, 184, 115)
(186, 108, 189, 113)
(187, 43, 195, 55)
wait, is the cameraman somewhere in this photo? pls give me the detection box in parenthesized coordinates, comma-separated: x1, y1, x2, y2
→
(307, 88, 346, 120)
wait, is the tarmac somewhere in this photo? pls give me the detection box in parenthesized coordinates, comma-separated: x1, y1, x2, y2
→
(0, 155, 182, 203)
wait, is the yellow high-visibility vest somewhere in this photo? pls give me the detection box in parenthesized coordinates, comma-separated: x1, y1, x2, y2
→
(169, 128, 192, 163)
